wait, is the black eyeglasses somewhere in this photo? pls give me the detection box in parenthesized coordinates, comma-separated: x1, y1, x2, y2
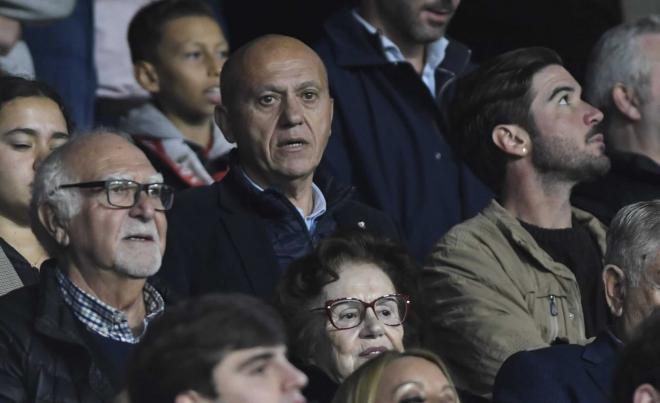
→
(312, 294, 410, 330)
(58, 179, 174, 211)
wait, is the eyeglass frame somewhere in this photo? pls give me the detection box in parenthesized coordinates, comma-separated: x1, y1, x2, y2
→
(58, 179, 174, 211)
(311, 293, 411, 330)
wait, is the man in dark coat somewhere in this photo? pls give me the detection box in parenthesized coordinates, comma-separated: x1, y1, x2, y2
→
(493, 200, 660, 403)
(573, 16, 660, 224)
(313, 0, 492, 260)
(159, 35, 399, 299)
(0, 132, 171, 401)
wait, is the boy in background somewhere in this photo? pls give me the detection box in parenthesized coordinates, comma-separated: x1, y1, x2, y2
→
(122, 0, 234, 190)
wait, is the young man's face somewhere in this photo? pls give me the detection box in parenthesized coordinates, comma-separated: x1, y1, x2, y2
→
(152, 15, 228, 124)
(209, 345, 307, 403)
(527, 64, 610, 183)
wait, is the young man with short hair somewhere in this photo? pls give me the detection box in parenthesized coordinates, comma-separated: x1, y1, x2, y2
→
(128, 294, 308, 403)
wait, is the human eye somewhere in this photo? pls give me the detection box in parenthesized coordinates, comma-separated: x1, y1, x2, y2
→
(337, 307, 360, 321)
(301, 90, 319, 102)
(10, 141, 32, 151)
(108, 180, 135, 195)
(184, 50, 203, 61)
(400, 395, 425, 403)
(558, 94, 570, 105)
(258, 94, 278, 107)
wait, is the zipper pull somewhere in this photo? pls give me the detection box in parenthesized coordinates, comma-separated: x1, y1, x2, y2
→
(549, 295, 558, 316)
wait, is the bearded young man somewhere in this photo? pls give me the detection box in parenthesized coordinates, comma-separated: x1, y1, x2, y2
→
(421, 47, 611, 398)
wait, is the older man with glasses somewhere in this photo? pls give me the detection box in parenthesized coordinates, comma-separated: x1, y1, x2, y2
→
(0, 131, 172, 402)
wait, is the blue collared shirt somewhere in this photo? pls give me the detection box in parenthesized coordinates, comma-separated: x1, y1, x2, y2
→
(352, 9, 449, 98)
(56, 268, 165, 344)
(240, 168, 327, 232)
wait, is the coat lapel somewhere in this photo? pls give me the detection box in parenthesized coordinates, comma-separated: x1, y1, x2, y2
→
(217, 186, 281, 298)
(583, 332, 618, 396)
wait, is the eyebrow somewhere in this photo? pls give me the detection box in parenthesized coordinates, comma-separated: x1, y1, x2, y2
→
(392, 381, 424, 396)
(547, 85, 575, 102)
(2, 127, 69, 139)
(236, 351, 275, 371)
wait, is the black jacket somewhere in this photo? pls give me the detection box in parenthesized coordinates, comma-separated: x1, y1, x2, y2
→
(159, 167, 400, 299)
(0, 263, 117, 402)
(572, 151, 660, 225)
(314, 7, 491, 261)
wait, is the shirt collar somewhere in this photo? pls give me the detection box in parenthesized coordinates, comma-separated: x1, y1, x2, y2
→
(56, 268, 164, 344)
(351, 9, 449, 97)
(239, 167, 327, 230)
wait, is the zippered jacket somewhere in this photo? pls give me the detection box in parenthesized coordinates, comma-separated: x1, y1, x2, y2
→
(421, 200, 606, 398)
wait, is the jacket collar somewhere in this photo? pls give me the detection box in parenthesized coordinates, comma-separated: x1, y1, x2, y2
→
(323, 6, 471, 74)
(483, 199, 607, 281)
(217, 155, 352, 217)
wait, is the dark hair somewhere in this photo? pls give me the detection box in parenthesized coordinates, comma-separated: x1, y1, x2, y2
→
(0, 75, 72, 132)
(128, 0, 217, 64)
(447, 47, 562, 192)
(127, 294, 287, 402)
(274, 230, 420, 368)
(612, 309, 660, 403)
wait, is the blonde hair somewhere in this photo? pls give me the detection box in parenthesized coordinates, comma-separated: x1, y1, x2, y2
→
(331, 349, 460, 403)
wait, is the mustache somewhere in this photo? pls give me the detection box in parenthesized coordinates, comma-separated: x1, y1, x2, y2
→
(586, 126, 601, 140)
(120, 222, 160, 241)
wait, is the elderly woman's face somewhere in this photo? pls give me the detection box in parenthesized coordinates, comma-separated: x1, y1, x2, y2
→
(316, 262, 404, 382)
(375, 356, 457, 403)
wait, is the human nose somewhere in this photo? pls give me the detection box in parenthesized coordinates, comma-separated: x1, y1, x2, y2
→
(583, 101, 603, 126)
(279, 94, 304, 127)
(280, 359, 308, 393)
(129, 189, 157, 221)
(359, 308, 385, 338)
(32, 143, 50, 170)
(207, 52, 224, 77)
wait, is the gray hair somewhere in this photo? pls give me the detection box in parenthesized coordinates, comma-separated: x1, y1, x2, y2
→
(30, 129, 134, 252)
(585, 15, 660, 114)
(605, 200, 660, 287)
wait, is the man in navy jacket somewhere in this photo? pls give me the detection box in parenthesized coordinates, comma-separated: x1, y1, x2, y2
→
(159, 35, 398, 299)
(314, 1, 491, 260)
(493, 200, 660, 403)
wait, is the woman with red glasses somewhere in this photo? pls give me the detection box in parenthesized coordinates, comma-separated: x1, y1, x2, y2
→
(276, 230, 420, 403)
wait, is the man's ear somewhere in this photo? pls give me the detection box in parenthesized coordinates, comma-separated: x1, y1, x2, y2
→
(215, 104, 235, 143)
(134, 61, 160, 93)
(492, 124, 529, 157)
(612, 83, 642, 121)
(633, 384, 660, 403)
(38, 203, 69, 247)
(603, 264, 626, 317)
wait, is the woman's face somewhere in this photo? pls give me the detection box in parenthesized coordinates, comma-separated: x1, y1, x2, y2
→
(315, 262, 404, 382)
(375, 356, 457, 403)
(0, 96, 68, 225)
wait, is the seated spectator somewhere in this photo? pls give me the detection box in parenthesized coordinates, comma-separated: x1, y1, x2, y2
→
(0, 131, 171, 401)
(332, 349, 459, 403)
(314, 0, 491, 262)
(121, 0, 234, 191)
(612, 309, 660, 403)
(275, 230, 418, 402)
(493, 200, 660, 403)
(159, 34, 398, 298)
(573, 16, 660, 224)
(128, 293, 308, 403)
(0, 75, 70, 295)
(422, 47, 611, 397)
